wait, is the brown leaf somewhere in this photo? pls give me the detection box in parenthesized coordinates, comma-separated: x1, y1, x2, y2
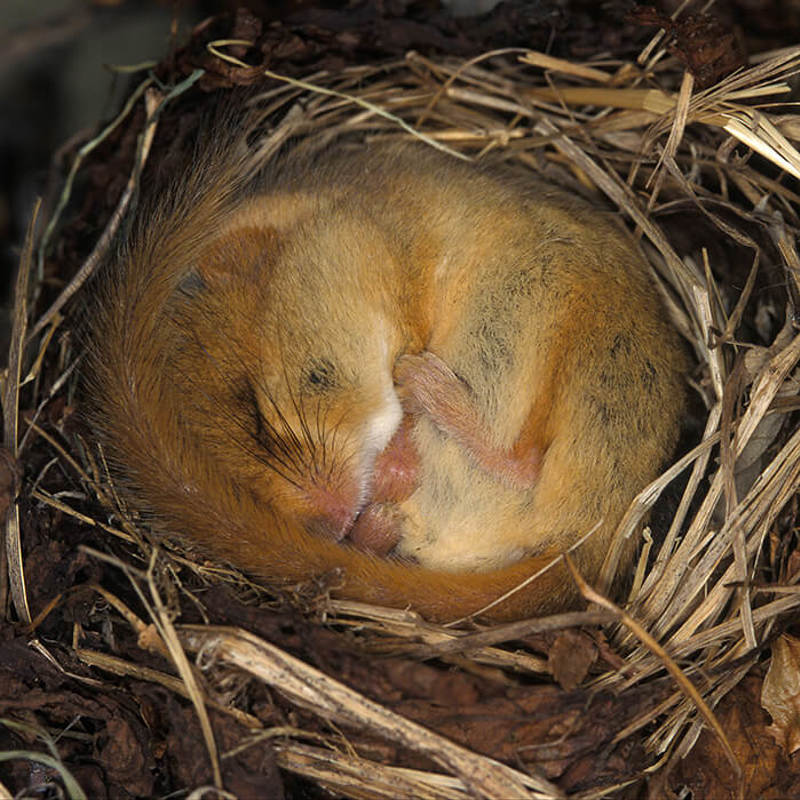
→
(629, 7, 746, 89)
(762, 635, 800, 754)
(548, 630, 597, 690)
(383, 659, 480, 706)
(666, 674, 799, 799)
(99, 717, 152, 796)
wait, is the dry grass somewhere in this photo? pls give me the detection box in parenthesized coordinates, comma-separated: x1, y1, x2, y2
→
(4, 16, 800, 800)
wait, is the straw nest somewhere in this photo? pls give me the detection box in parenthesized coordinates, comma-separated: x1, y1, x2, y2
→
(3, 7, 800, 799)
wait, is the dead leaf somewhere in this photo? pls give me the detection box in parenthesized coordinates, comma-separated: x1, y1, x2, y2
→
(548, 630, 597, 690)
(667, 674, 797, 799)
(628, 7, 746, 89)
(762, 634, 800, 754)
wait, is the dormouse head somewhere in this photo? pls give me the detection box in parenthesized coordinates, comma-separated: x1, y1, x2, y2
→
(168, 211, 407, 540)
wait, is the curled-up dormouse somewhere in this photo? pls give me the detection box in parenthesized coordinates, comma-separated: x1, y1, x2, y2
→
(87, 136, 686, 622)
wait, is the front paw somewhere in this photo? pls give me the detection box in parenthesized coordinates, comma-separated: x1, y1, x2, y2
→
(346, 502, 407, 556)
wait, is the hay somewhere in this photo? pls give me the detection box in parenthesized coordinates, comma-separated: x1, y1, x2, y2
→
(4, 10, 800, 799)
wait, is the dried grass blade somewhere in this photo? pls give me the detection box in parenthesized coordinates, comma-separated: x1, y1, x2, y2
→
(735, 332, 800, 453)
(179, 626, 558, 799)
(74, 643, 262, 728)
(669, 424, 800, 642)
(144, 559, 223, 789)
(524, 86, 676, 114)
(768, 217, 800, 302)
(600, 424, 720, 594)
(2, 200, 38, 625)
(720, 111, 800, 180)
(0, 747, 86, 800)
(643, 332, 800, 631)
(34, 75, 151, 283)
(27, 82, 168, 343)
(651, 71, 694, 189)
(564, 556, 742, 786)
(518, 51, 613, 83)
(671, 594, 800, 658)
(405, 610, 613, 660)
(276, 742, 467, 800)
(637, 407, 722, 601)
(670, 661, 755, 764)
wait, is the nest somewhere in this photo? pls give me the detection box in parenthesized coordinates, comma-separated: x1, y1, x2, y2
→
(3, 6, 800, 798)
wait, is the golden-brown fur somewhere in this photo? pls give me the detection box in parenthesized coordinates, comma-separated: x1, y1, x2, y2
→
(86, 139, 686, 622)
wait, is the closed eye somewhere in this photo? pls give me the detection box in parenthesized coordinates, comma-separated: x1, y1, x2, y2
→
(234, 376, 302, 477)
(304, 357, 338, 393)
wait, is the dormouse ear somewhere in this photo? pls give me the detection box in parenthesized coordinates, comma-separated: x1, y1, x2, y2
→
(179, 191, 318, 295)
(241, 190, 321, 230)
(192, 225, 282, 290)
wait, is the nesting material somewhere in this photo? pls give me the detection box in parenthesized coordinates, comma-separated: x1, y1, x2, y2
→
(5, 14, 800, 799)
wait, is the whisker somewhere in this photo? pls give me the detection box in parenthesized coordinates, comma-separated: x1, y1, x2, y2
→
(315, 396, 327, 478)
(277, 355, 315, 469)
(174, 323, 308, 487)
(171, 370, 305, 491)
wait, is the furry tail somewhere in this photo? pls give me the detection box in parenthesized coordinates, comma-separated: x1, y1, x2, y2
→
(143, 473, 587, 622)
